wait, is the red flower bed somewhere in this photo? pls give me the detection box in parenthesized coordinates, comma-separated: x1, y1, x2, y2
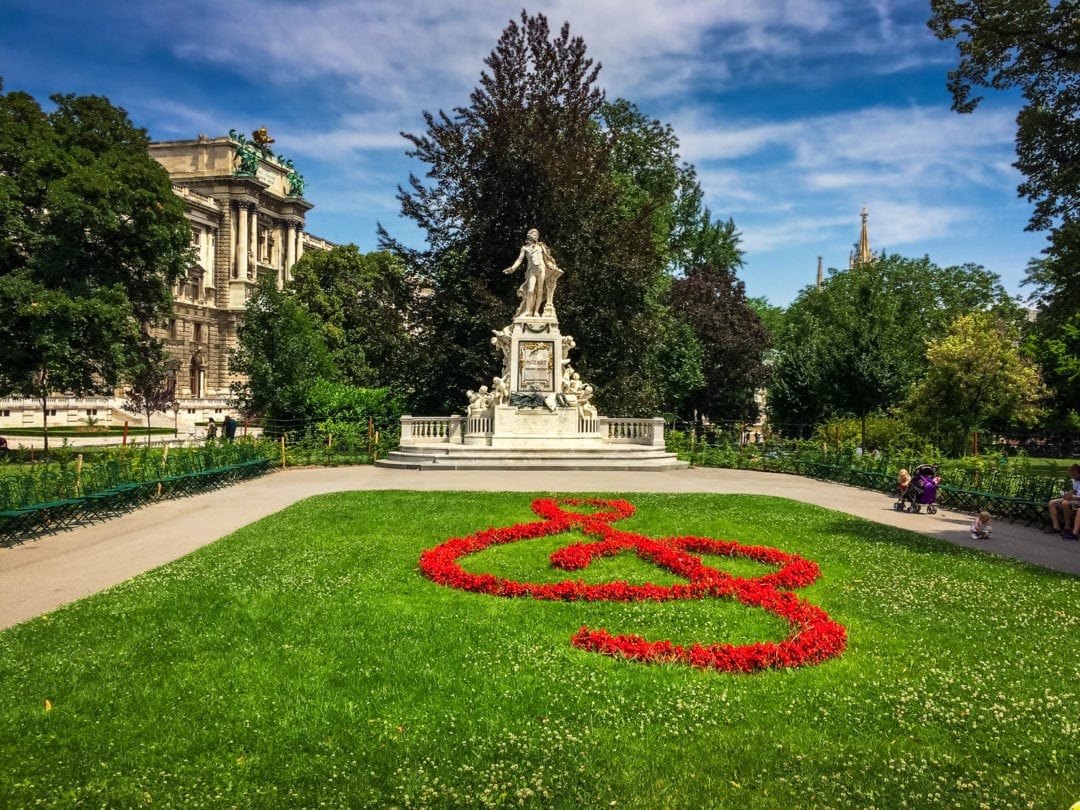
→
(418, 498, 846, 673)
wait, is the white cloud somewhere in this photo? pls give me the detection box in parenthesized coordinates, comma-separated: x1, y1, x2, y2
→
(144, 0, 949, 109)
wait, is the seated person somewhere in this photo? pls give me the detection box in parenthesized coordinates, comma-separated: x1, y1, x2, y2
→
(970, 510, 992, 540)
(1066, 494, 1080, 542)
(1048, 464, 1080, 539)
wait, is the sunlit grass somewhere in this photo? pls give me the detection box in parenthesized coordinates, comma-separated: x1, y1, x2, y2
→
(0, 491, 1077, 808)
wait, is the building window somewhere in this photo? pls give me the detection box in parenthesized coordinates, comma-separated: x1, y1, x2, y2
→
(85, 408, 98, 416)
(169, 319, 177, 340)
(1, 409, 9, 417)
(193, 322, 203, 343)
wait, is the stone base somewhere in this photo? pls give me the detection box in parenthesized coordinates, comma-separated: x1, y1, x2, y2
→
(475, 405, 599, 449)
(386, 411, 686, 471)
(376, 445, 688, 471)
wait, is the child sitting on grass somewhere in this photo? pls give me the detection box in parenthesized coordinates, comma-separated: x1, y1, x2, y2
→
(970, 510, 992, 540)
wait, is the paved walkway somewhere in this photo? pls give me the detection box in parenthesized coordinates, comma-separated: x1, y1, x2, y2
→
(2, 466, 1077, 630)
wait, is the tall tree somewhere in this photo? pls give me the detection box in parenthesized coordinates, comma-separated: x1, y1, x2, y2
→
(0, 82, 191, 452)
(905, 312, 1047, 455)
(229, 275, 336, 429)
(671, 261, 771, 422)
(289, 246, 419, 392)
(381, 13, 741, 416)
(1022, 303, 1080, 424)
(769, 254, 1020, 445)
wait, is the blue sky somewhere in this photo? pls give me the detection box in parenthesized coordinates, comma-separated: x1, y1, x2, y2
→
(0, 0, 1048, 306)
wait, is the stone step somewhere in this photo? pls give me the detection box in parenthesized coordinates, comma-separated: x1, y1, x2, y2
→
(376, 447, 689, 471)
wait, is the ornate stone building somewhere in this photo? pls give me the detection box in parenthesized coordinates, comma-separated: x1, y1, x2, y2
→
(149, 131, 332, 404)
(0, 130, 332, 432)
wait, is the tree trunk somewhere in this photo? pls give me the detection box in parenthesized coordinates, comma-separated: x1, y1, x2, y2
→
(40, 394, 49, 457)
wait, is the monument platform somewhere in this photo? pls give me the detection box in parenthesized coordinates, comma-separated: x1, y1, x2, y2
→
(378, 414, 688, 471)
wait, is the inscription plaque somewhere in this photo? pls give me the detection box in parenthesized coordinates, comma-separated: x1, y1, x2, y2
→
(517, 340, 555, 392)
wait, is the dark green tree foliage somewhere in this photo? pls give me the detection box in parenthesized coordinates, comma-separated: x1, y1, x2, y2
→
(229, 275, 336, 427)
(671, 262, 771, 422)
(768, 341, 825, 431)
(600, 101, 763, 416)
(381, 13, 688, 415)
(769, 255, 1019, 440)
(288, 246, 418, 392)
(1023, 303, 1080, 423)
(0, 82, 191, 452)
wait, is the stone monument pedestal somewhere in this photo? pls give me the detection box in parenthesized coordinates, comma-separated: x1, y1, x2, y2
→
(463, 405, 599, 449)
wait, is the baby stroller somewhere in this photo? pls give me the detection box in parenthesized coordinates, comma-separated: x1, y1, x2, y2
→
(895, 464, 939, 514)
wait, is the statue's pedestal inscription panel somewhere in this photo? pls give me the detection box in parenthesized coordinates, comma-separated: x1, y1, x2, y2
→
(517, 340, 555, 392)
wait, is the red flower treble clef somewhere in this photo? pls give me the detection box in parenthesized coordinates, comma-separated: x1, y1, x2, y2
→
(418, 498, 846, 673)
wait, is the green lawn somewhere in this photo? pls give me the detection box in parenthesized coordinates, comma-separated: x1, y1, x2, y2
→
(0, 492, 1077, 808)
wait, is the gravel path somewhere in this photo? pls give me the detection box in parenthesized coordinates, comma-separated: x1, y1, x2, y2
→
(2, 466, 1076, 630)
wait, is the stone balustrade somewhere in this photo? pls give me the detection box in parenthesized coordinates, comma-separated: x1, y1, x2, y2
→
(400, 413, 667, 448)
(400, 416, 464, 445)
(0, 396, 115, 408)
(467, 415, 493, 436)
(599, 417, 666, 447)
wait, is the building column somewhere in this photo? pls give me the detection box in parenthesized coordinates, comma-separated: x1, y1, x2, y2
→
(235, 202, 248, 279)
(248, 206, 258, 278)
(296, 230, 304, 262)
(284, 223, 296, 280)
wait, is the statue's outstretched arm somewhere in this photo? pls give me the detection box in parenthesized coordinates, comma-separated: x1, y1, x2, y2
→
(503, 246, 526, 274)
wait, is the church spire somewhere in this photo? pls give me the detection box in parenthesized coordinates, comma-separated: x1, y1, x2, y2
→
(858, 205, 871, 263)
(846, 204, 872, 267)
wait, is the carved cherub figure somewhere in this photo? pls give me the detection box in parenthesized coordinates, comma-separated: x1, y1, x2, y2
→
(467, 387, 492, 414)
(491, 327, 512, 374)
(577, 384, 597, 418)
